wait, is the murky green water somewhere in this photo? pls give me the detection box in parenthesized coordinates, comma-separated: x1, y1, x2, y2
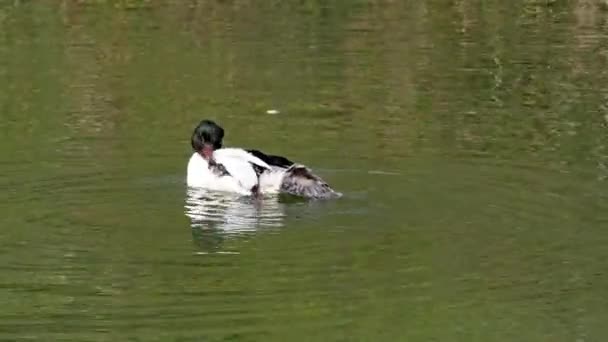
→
(2, 1, 608, 340)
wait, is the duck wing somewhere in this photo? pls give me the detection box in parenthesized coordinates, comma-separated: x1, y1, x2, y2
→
(280, 164, 342, 199)
(214, 148, 272, 170)
(246, 149, 294, 169)
(213, 148, 272, 193)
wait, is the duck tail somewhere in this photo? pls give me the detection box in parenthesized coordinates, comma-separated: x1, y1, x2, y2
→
(280, 164, 341, 199)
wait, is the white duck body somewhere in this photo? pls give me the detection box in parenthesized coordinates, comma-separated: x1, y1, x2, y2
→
(187, 148, 284, 196)
(187, 147, 341, 199)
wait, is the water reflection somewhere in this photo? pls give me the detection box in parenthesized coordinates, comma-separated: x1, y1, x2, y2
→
(184, 188, 285, 252)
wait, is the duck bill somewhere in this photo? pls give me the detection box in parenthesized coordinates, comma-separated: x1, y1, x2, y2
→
(201, 143, 214, 159)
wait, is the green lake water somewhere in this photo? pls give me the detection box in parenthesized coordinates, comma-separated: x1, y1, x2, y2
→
(1, 1, 608, 341)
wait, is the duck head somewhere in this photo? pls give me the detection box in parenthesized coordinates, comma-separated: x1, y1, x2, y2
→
(191, 120, 224, 159)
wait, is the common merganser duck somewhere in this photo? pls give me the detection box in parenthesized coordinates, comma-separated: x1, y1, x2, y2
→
(186, 120, 341, 199)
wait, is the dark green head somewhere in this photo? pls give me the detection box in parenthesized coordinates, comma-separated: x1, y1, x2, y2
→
(191, 120, 224, 157)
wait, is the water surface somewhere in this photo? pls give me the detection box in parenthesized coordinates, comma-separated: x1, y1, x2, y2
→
(1, 1, 608, 341)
